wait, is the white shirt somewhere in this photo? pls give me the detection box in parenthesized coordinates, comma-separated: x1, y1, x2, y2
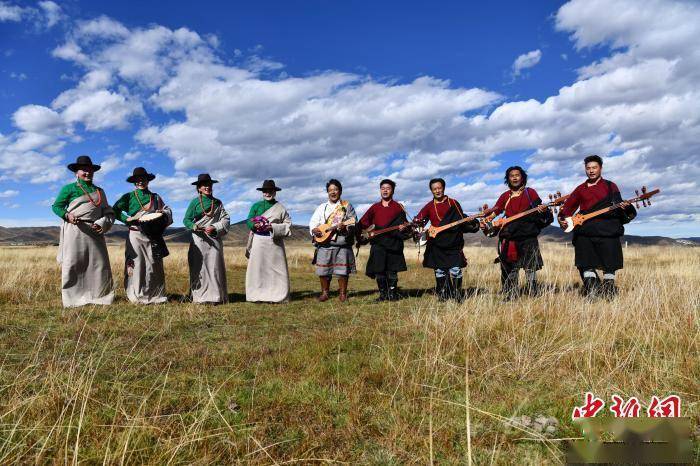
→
(308, 200, 357, 235)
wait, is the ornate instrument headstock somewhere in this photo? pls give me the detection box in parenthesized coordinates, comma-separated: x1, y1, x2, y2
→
(634, 186, 659, 208)
(548, 191, 566, 213)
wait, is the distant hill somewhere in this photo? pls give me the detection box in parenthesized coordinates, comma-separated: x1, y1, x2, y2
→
(0, 223, 698, 247)
(0, 221, 310, 246)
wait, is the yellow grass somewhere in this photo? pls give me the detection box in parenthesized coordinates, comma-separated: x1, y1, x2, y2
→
(0, 243, 697, 464)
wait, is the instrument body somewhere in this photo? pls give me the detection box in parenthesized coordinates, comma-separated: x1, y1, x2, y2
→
(562, 187, 659, 233)
(313, 218, 356, 245)
(427, 207, 495, 238)
(359, 222, 411, 244)
(138, 212, 169, 237)
(483, 193, 569, 238)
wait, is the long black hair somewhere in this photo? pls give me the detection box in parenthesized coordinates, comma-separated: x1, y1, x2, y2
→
(504, 166, 528, 186)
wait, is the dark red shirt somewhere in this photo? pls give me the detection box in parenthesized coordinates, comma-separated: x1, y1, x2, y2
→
(415, 197, 464, 225)
(359, 200, 405, 229)
(559, 179, 620, 217)
(493, 188, 541, 217)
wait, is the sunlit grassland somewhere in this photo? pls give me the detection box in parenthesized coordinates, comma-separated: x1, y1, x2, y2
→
(0, 243, 697, 464)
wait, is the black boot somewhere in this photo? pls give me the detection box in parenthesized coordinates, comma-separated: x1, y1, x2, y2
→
(501, 268, 518, 301)
(451, 277, 464, 302)
(387, 278, 402, 301)
(523, 277, 539, 297)
(582, 277, 600, 298)
(435, 276, 448, 301)
(600, 279, 618, 299)
(375, 277, 389, 302)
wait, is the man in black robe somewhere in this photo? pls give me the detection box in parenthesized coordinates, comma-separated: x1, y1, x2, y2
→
(358, 179, 412, 301)
(558, 155, 636, 297)
(483, 167, 553, 299)
(414, 178, 479, 301)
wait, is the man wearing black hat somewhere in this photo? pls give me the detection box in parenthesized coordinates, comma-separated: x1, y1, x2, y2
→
(184, 173, 230, 304)
(245, 179, 293, 303)
(357, 179, 412, 301)
(51, 155, 115, 307)
(113, 167, 173, 304)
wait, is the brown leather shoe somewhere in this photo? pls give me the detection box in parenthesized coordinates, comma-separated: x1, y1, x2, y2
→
(338, 276, 349, 302)
(318, 276, 330, 302)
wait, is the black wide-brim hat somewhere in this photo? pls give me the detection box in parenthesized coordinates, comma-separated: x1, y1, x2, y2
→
(126, 167, 156, 183)
(67, 155, 101, 172)
(191, 173, 219, 186)
(256, 179, 282, 191)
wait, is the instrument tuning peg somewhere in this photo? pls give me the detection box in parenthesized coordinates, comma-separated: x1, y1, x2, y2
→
(548, 193, 553, 201)
(642, 186, 647, 194)
(556, 191, 561, 198)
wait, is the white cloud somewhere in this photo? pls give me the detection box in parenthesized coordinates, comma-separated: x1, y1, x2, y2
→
(0, 189, 19, 198)
(512, 49, 542, 76)
(38, 1, 62, 27)
(12, 105, 64, 133)
(56, 89, 143, 130)
(0, 1, 26, 22)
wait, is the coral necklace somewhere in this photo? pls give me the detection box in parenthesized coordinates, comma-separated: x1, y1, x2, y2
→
(432, 196, 451, 222)
(198, 194, 216, 217)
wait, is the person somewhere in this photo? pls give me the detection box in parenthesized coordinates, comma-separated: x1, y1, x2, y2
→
(414, 178, 479, 301)
(309, 179, 357, 302)
(113, 167, 172, 304)
(183, 174, 230, 304)
(484, 166, 552, 299)
(558, 155, 636, 298)
(51, 155, 115, 307)
(245, 179, 292, 303)
(358, 179, 412, 301)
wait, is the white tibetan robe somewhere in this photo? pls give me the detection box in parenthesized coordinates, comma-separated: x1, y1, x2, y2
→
(188, 203, 230, 303)
(245, 202, 292, 303)
(124, 202, 173, 304)
(57, 190, 115, 307)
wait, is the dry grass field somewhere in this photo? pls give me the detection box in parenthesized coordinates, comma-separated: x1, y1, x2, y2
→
(0, 242, 697, 464)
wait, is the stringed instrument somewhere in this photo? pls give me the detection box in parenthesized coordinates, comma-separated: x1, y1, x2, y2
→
(359, 221, 412, 243)
(426, 205, 497, 238)
(561, 186, 659, 233)
(313, 218, 356, 244)
(483, 192, 569, 238)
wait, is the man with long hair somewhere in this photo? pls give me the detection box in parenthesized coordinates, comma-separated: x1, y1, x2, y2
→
(484, 166, 552, 299)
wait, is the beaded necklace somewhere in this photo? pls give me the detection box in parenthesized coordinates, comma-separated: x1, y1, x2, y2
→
(432, 196, 451, 222)
(198, 194, 216, 217)
(77, 181, 102, 207)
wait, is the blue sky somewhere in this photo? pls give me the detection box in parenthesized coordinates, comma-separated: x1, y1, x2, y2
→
(1, 0, 698, 237)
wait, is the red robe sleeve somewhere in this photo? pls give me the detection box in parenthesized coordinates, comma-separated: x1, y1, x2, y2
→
(559, 185, 581, 218)
(359, 204, 375, 229)
(414, 201, 433, 224)
(492, 192, 509, 216)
